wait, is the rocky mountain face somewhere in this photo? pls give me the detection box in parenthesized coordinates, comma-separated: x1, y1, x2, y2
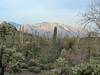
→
(8, 22, 87, 37)
(19, 22, 86, 37)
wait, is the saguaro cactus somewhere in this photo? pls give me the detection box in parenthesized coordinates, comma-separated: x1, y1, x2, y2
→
(19, 25, 24, 47)
(53, 26, 57, 40)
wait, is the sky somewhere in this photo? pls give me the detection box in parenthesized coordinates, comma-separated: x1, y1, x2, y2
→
(0, 0, 91, 26)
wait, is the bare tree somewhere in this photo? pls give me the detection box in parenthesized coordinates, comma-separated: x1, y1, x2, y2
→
(81, 0, 100, 62)
(82, 0, 100, 30)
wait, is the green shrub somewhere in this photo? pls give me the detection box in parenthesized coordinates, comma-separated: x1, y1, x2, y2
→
(54, 57, 67, 68)
(72, 62, 100, 75)
(43, 70, 57, 75)
(40, 63, 54, 70)
(39, 57, 50, 64)
(28, 66, 41, 73)
(52, 57, 69, 74)
(28, 59, 39, 67)
(20, 63, 28, 69)
(11, 64, 22, 72)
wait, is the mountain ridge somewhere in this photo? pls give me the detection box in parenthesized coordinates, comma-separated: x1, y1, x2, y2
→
(5, 21, 86, 37)
(20, 22, 86, 37)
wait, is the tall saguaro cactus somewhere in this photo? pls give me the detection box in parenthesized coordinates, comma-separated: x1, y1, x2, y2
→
(19, 25, 24, 47)
(53, 26, 57, 40)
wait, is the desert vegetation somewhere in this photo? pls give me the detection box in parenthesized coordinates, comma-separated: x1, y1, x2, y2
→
(0, 0, 100, 75)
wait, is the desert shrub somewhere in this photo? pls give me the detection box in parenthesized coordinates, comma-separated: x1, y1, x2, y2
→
(28, 66, 41, 73)
(40, 63, 54, 70)
(60, 48, 67, 58)
(72, 62, 100, 75)
(20, 63, 28, 69)
(44, 70, 57, 75)
(55, 57, 66, 68)
(2, 48, 24, 73)
(28, 59, 39, 67)
(11, 63, 22, 72)
(40, 58, 49, 64)
(52, 57, 69, 75)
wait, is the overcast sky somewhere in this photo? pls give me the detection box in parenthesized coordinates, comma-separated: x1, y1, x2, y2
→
(0, 0, 91, 26)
